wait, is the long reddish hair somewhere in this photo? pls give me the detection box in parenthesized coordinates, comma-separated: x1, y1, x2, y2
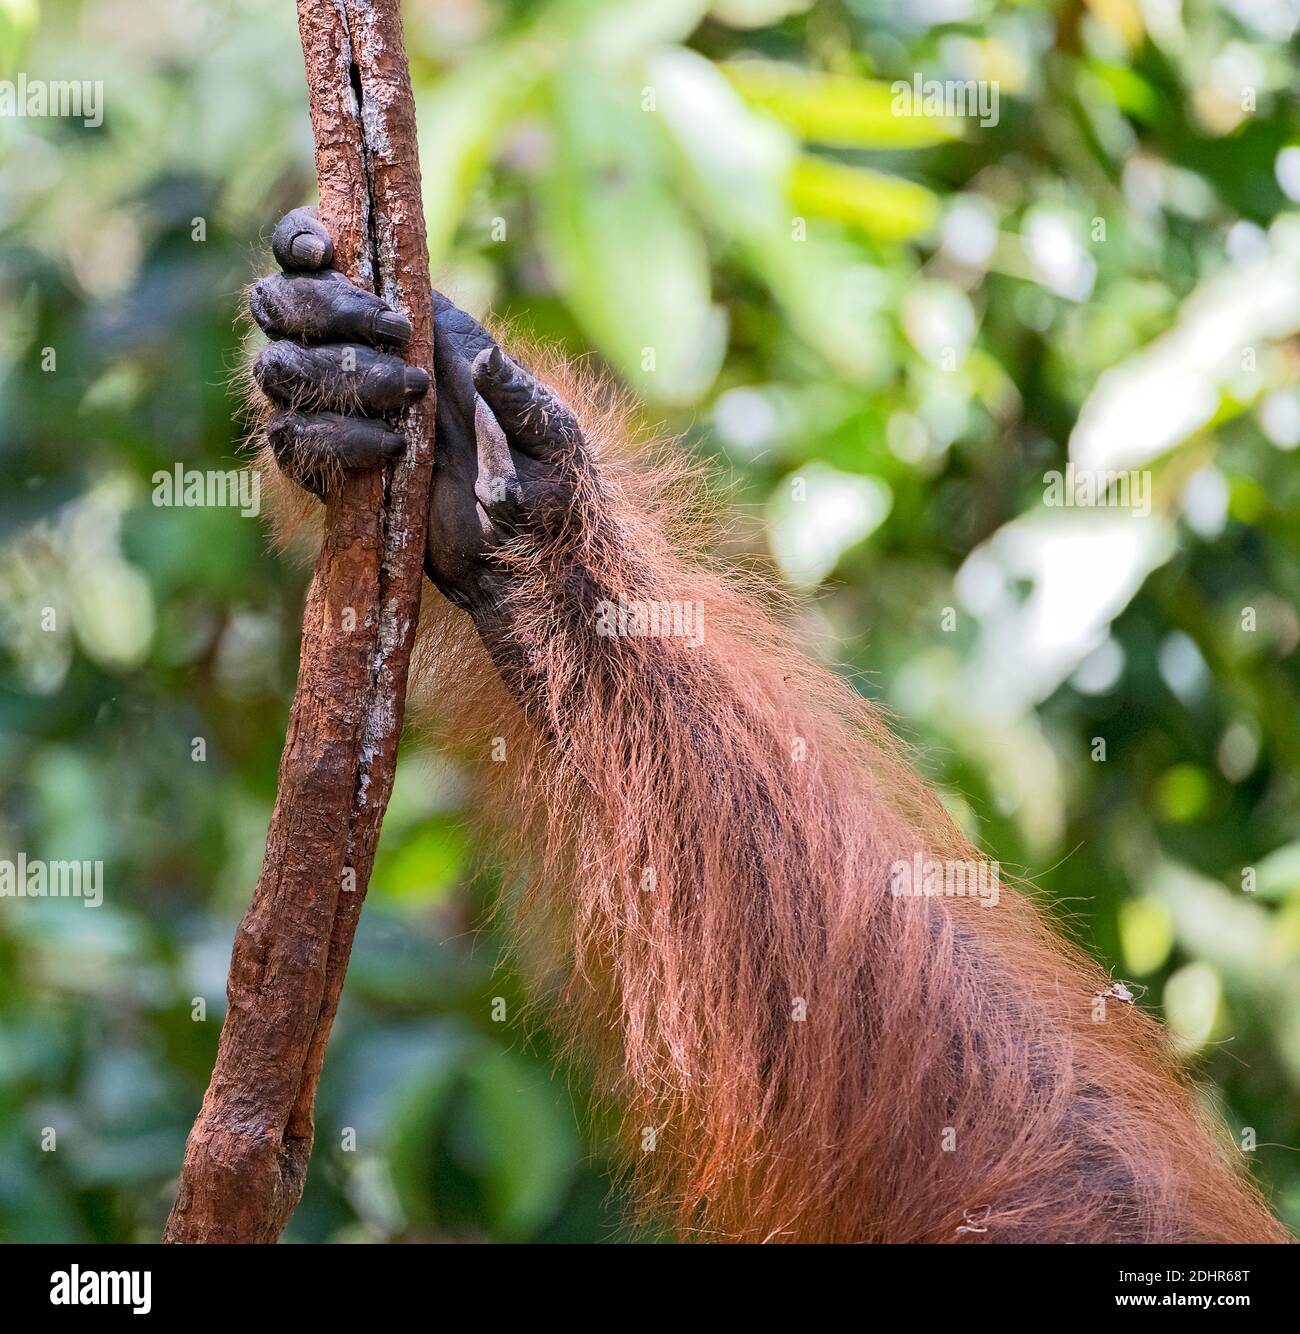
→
(266, 341, 1289, 1243)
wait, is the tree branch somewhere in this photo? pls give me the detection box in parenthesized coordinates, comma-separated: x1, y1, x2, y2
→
(163, 0, 435, 1244)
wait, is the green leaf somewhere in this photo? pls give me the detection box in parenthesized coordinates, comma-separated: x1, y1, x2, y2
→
(1164, 961, 1222, 1052)
(1155, 763, 1211, 823)
(791, 154, 938, 241)
(539, 70, 725, 403)
(1119, 895, 1174, 975)
(459, 1048, 579, 1239)
(383, 1036, 475, 1228)
(650, 48, 895, 378)
(1087, 63, 1161, 124)
(723, 60, 964, 148)
(0, 0, 38, 70)
(415, 47, 540, 266)
(371, 818, 468, 909)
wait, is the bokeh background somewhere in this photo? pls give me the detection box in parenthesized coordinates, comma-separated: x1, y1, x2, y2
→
(3, 0, 1300, 1243)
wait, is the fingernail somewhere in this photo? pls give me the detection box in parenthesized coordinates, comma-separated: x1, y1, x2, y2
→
(404, 366, 429, 397)
(289, 233, 328, 268)
(374, 309, 413, 345)
(273, 212, 334, 271)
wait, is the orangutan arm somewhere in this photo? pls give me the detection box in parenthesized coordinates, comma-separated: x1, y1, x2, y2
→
(248, 210, 1289, 1246)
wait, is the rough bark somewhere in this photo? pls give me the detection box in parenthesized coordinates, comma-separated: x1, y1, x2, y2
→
(163, 0, 435, 1244)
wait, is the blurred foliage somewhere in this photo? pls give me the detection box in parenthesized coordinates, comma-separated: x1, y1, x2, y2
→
(2, 0, 1300, 1241)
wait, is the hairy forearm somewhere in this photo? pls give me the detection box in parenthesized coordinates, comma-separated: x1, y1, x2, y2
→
(448, 443, 1287, 1245)
(247, 215, 1287, 1242)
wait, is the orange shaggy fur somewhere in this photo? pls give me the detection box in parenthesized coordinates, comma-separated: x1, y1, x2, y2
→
(254, 335, 1290, 1245)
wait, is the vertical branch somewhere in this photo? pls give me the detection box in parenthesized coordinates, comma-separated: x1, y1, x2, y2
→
(163, 0, 435, 1244)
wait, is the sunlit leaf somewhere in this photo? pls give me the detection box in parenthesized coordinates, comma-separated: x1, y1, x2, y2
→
(567, 0, 710, 61)
(1164, 961, 1222, 1052)
(791, 154, 938, 240)
(0, 0, 38, 70)
(1071, 218, 1300, 472)
(371, 819, 467, 909)
(1253, 840, 1300, 901)
(723, 60, 963, 148)
(1119, 895, 1174, 975)
(1088, 63, 1160, 121)
(650, 48, 893, 378)
(767, 462, 891, 586)
(1154, 863, 1275, 991)
(712, 0, 813, 27)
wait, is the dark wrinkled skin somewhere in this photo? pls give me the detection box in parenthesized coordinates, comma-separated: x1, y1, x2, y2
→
(250, 208, 587, 619)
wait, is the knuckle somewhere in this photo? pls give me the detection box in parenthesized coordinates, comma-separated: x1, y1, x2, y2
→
(265, 410, 300, 453)
(251, 344, 273, 382)
(247, 278, 276, 328)
(253, 343, 309, 404)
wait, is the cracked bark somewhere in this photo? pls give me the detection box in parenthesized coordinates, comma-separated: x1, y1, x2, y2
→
(163, 0, 435, 1244)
